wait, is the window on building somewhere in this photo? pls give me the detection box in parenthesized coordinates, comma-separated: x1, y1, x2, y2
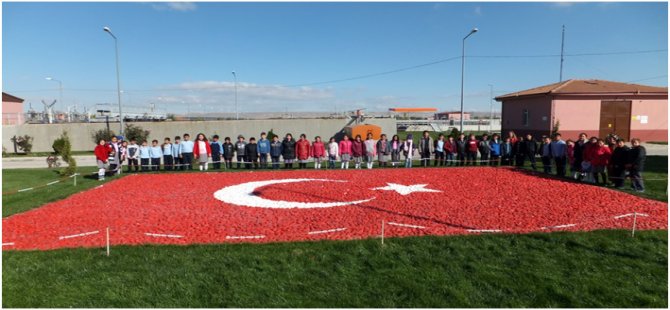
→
(522, 109, 529, 126)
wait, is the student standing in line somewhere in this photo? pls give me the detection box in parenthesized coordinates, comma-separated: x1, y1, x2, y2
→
(162, 137, 174, 171)
(540, 136, 552, 174)
(626, 138, 646, 192)
(456, 134, 467, 166)
(550, 133, 568, 177)
(296, 134, 311, 169)
(390, 134, 401, 167)
(327, 137, 339, 169)
(210, 135, 223, 169)
(257, 132, 271, 169)
(282, 133, 296, 169)
(434, 134, 445, 167)
(235, 135, 247, 169)
(338, 134, 352, 169)
(108, 136, 121, 174)
(610, 139, 629, 189)
(489, 134, 501, 166)
(351, 134, 365, 169)
(513, 136, 525, 167)
(500, 137, 512, 166)
(222, 137, 235, 169)
(592, 138, 612, 185)
(572, 133, 589, 180)
(418, 131, 433, 167)
(376, 134, 391, 168)
(444, 136, 457, 166)
(566, 140, 576, 176)
(402, 134, 416, 168)
(269, 135, 283, 169)
(523, 134, 538, 170)
(149, 139, 162, 171)
(581, 137, 599, 183)
(478, 134, 491, 166)
(193, 133, 211, 171)
(172, 136, 182, 170)
(126, 138, 140, 172)
(364, 133, 377, 169)
(466, 134, 478, 166)
(94, 139, 112, 181)
(180, 133, 195, 170)
(118, 139, 128, 173)
(311, 136, 326, 169)
(245, 137, 259, 169)
(139, 140, 151, 172)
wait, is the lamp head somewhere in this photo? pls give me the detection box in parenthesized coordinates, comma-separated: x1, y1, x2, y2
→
(45, 77, 53, 81)
(103, 26, 111, 32)
(472, 28, 478, 33)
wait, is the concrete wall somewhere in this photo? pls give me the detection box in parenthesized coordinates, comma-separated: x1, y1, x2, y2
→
(630, 98, 668, 141)
(3, 119, 397, 152)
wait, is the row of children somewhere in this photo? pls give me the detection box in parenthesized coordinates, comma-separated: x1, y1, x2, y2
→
(93, 130, 647, 191)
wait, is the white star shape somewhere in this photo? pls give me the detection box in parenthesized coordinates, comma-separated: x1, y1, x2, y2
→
(371, 183, 441, 196)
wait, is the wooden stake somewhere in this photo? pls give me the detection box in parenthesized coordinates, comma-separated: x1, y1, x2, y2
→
(106, 227, 110, 256)
(73, 174, 77, 186)
(631, 212, 637, 237)
(381, 220, 385, 245)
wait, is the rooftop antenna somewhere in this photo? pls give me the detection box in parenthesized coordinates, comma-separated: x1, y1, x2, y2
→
(559, 25, 565, 82)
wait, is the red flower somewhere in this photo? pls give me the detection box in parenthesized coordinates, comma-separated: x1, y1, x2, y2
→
(2, 168, 667, 251)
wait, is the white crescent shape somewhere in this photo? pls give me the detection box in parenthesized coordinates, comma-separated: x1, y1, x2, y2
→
(213, 178, 375, 209)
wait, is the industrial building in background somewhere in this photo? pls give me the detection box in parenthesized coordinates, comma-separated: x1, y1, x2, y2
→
(496, 79, 668, 142)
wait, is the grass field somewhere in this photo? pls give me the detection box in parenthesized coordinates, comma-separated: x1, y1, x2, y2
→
(2, 157, 668, 307)
(3, 230, 667, 308)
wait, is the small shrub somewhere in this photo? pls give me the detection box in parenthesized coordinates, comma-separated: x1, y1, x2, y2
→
(92, 128, 116, 145)
(10, 135, 33, 154)
(266, 129, 279, 140)
(124, 124, 150, 144)
(53, 131, 77, 176)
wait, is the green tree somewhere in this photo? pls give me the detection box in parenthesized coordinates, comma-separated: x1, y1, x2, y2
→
(551, 119, 561, 137)
(266, 129, 279, 140)
(91, 128, 116, 145)
(10, 135, 33, 154)
(52, 131, 77, 176)
(123, 124, 151, 143)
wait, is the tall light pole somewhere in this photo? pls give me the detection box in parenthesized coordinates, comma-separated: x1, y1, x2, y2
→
(459, 27, 478, 133)
(103, 26, 124, 136)
(232, 71, 238, 120)
(45, 77, 63, 113)
(488, 84, 493, 132)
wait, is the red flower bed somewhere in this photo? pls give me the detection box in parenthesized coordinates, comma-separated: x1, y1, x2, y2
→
(2, 168, 667, 251)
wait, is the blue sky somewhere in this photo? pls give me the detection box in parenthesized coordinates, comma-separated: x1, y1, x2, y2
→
(2, 1, 668, 115)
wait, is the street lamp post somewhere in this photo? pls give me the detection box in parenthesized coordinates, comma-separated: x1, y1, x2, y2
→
(232, 71, 238, 120)
(103, 26, 124, 136)
(459, 27, 478, 133)
(488, 84, 493, 132)
(45, 77, 63, 114)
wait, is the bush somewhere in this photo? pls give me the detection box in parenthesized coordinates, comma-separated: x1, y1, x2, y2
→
(10, 135, 33, 154)
(124, 124, 150, 144)
(91, 128, 116, 145)
(266, 128, 279, 140)
(448, 128, 462, 139)
(52, 131, 77, 176)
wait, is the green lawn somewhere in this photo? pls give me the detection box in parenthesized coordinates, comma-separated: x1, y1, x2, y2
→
(3, 230, 667, 308)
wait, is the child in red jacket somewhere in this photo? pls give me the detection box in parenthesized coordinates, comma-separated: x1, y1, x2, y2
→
(193, 133, 212, 171)
(94, 139, 112, 181)
(296, 134, 311, 169)
(311, 136, 326, 169)
(592, 139, 612, 185)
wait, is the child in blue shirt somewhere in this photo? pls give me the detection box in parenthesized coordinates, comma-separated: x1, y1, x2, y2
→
(149, 139, 162, 171)
(139, 141, 151, 172)
(210, 135, 223, 169)
(257, 132, 271, 169)
(162, 137, 173, 171)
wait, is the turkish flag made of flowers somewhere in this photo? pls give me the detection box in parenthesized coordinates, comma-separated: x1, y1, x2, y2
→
(2, 168, 667, 251)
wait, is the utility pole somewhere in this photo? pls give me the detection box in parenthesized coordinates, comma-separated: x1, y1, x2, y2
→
(488, 84, 493, 132)
(559, 25, 565, 82)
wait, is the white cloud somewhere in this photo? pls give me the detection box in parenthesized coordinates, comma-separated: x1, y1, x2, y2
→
(474, 6, 482, 16)
(152, 2, 197, 12)
(172, 80, 333, 101)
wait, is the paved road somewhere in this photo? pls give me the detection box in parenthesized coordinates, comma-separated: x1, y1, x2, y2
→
(2, 143, 667, 169)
